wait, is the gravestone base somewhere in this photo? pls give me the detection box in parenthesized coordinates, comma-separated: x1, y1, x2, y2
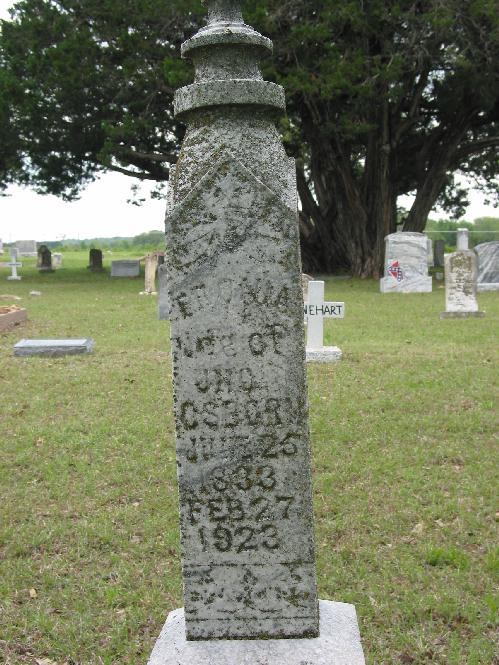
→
(440, 311, 485, 319)
(7, 275, 21, 281)
(14, 338, 94, 357)
(380, 276, 432, 293)
(306, 346, 343, 363)
(148, 600, 365, 665)
(477, 283, 499, 292)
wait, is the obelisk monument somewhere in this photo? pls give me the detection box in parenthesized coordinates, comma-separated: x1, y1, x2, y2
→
(148, 2, 365, 662)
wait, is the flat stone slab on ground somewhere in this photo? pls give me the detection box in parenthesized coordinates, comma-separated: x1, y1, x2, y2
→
(148, 600, 365, 665)
(306, 346, 343, 363)
(14, 338, 94, 357)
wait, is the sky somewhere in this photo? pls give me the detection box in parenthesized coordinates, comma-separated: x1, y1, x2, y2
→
(0, 0, 497, 242)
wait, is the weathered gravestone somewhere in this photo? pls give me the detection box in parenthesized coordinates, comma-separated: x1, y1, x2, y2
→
(426, 237, 434, 267)
(434, 239, 445, 268)
(475, 241, 499, 291)
(456, 228, 469, 251)
(52, 252, 63, 268)
(111, 260, 140, 278)
(88, 248, 104, 272)
(37, 245, 54, 272)
(15, 239, 37, 257)
(305, 281, 344, 363)
(148, 1, 365, 663)
(380, 232, 432, 293)
(440, 251, 485, 319)
(7, 248, 22, 281)
(141, 254, 158, 295)
(158, 264, 170, 320)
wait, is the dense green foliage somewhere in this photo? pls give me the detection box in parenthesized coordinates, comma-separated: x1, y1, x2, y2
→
(1, 0, 498, 275)
(0, 256, 498, 663)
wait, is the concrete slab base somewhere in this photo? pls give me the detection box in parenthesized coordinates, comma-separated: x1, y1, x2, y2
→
(14, 338, 94, 357)
(147, 600, 365, 665)
(440, 311, 486, 319)
(7, 276, 22, 281)
(306, 346, 343, 363)
(477, 283, 499, 291)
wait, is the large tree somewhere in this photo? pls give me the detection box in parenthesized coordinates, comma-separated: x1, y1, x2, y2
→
(1, 0, 498, 276)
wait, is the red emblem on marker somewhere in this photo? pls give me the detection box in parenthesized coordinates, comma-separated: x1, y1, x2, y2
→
(388, 261, 403, 282)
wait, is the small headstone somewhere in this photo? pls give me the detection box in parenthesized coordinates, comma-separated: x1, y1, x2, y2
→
(305, 281, 344, 362)
(440, 251, 485, 319)
(52, 252, 63, 268)
(6, 248, 22, 281)
(14, 338, 94, 357)
(434, 239, 445, 268)
(380, 232, 432, 293)
(158, 264, 170, 320)
(456, 228, 469, 251)
(88, 248, 104, 272)
(15, 239, 37, 257)
(426, 237, 434, 267)
(38, 245, 54, 273)
(111, 260, 140, 278)
(456, 229, 470, 250)
(142, 254, 158, 295)
(0, 239, 3, 255)
(475, 241, 499, 291)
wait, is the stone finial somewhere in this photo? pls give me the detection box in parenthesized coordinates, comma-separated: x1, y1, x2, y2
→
(175, 0, 283, 117)
(204, 0, 244, 24)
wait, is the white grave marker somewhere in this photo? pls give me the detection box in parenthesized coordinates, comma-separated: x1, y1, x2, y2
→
(7, 249, 22, 281)
(304, 281, 344, 362)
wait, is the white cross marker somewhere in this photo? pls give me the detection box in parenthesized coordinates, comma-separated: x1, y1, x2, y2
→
(7, 249, 22, 281)
(304, 281, 344, 362)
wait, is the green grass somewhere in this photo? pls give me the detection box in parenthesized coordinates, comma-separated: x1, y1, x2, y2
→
(0, 254, 497, 664)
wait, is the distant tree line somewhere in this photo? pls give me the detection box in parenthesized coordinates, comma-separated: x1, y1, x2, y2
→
(39, 230, 165, 252)
(425, 216, 499, 249)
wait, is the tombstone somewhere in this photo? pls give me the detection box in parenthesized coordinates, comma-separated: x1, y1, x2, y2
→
(380, 232, 432, 293)
(434, 239, 445, 268)
(440, 251, 485, 319)
(141, 254, 158, 295)
(426, 237, 434, 267)
(52, 252, 63, 268)
(88, 248, 104, 272)
(111, 260, 140, 277)
(15, 240, 38, 257)
(304, 281, 344, 362)
(14, 338, 94, 357)
(38, 245, 54, 272)
(475, 241, 499, 291)
(456, 228, 469, 251)
(148, 2, 365, 664)
(7, 248, 22, 281)
(0, 239, 3, 255)
(158, 264, 170, 320)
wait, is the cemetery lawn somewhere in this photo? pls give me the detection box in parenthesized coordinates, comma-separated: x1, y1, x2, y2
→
(0, 253, 498, 665)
